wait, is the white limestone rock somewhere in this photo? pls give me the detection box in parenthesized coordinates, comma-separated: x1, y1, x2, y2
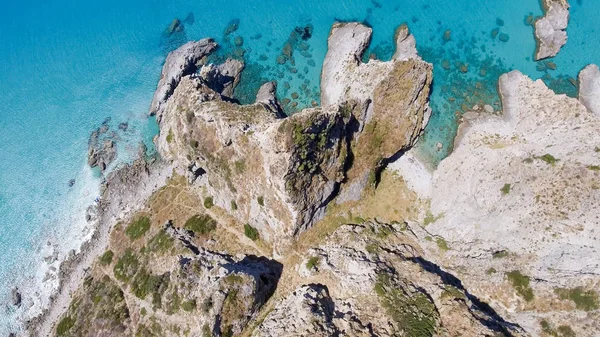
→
(534, 0, 570, 60)
(579, 64, 600, 117)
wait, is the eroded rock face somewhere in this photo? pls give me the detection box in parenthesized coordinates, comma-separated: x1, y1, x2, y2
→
(579, 64, 600, 116)
(157, 75, 349, 246)
(149, 39, 218, 122)
(534, 0, 570, 60)
(256, 222, 524, 337)
(321, 23, 433, 201)
(423, 71, 600, 335)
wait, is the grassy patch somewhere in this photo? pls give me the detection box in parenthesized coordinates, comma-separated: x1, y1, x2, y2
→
(181, 299, 196, 312)
(536, 154, 559, 165)
(125, 216, 151, 240)
(554, 287, 599, 311)
(500, 183, 511, 195)
(113, 248, 140, 283)
(541, 320, 576, 337)
(257, 196, 264, 206)
(230, 200, 238, 211)
(147, 229, 174, 254)
(374, 273, 438, 337)
(203, 196, 214, 209)
(306, 256, 320, 270)
(423, 210, 444, 226)
(202, 324, 211, 337)
(56, 316, 75, 336)
(234, 160, 246, 173)
(131, 268, 170, 308)
(588, 165, 600, 171)
(99, 250, 114, 266)
(486, 267, 497, 275)
(435, 237, 449, 251)
(506, 270, 534, 302)
(366, 243, 381, 254)
(244, 223, 259, 241)
(184, 214, 217, 235)
(441, 285, 465, 300)
(166, 128, 174, 143)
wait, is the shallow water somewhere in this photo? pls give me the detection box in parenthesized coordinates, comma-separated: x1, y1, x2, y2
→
(0, 0, 598, 333)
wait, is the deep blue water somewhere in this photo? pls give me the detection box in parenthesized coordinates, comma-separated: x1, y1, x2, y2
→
(0, 0, 598, 332)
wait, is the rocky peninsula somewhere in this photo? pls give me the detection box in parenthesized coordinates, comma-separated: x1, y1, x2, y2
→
(534, 0, 570, 60)
(24, 19, 600, 337)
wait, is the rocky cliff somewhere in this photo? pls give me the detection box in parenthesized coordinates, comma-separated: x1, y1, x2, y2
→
(534, 0, 570, 60)
(397, 70, 600, 336)
(154, 22, 432, 250)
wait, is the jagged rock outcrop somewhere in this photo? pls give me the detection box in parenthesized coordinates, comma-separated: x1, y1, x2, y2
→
(321, 23, 432, 201)
(534, 0, 570, 60)
(255, 222, 524, 336)
(418, 71, 600, 335)
(87, 123, 117, 172)
(154, 23, 432, 248)
(149, 39, 217, 122)
(579, 64, 600, 116)
(199, 58, 245, 98)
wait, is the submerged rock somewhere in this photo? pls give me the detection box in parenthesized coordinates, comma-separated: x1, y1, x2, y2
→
(165, 18, 184, 36)
(534, 0, 570, 60)
(223, 18, 240, 36)
(11, 287, 21, 307)
(87, 128, 117, 172)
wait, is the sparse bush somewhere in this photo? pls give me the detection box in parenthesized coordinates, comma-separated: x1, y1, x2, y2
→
(257, 196, 264, 206)
(435, 237, 449, 251)
(184, 214, 216, 235)
(506, 270, 534, 302)
(204, 196, 214, 209)
(56, 316, 75, 336)
(230, 200, 238, 211)
(181, 299, 197, 312)
(306, 256, 320, 270)
(166, 128, 174, 143)
(99, 250, 114, 266)
(537, 153, 559, 165)
(500, 183, 511, 195)
(244, 223, 259, 241)
(555, 287, 599, 311)
(147, 229, 174, 254)
(125, 216, 151, 240)
(113, 248, 140, 283)
(492, 250, 509, 258)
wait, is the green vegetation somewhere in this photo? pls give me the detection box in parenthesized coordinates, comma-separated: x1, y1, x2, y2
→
(185, 111, 194, 123)
(166, 128, 174, 143)
(423, 210, 444, 226)
(506, 270, 534, 302)
(189, 139, 199, 148)
(306, 256, 320, 270)
(131, 268, 170, 308)
(374, 273, 438, 337)
(441, 285, 465, 300)
(234, 160, 246, 173)
(366, 243, 381, 254)
(202, 324, 211, 337)
(500, 183, 511, 195)
(554, 287, 599, 311)
(486, 267, 497, 275)
(541, 320, 576, 337)
(56, 316, 75, 336)
(147, 229, 174, 254)
(125, 216, 151, 240)
(181, 299, 196, 312)
(492, 250, 509, 258)
(99, 250, 114, 266)
(113, 248, 140, 283)
(536, 154, 559, 165)
(257, 196, 264, 206)
(201, 297, 213, 313)
(184, 214, 217, 235)
(587, 165, 600, 171)
(230, 200, 238, 211)
(435, 237, 449, 251)
(244, 223, 259, 241)
(203, 196, 214, 209)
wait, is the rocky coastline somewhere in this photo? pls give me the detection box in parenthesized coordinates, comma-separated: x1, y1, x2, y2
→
(20, 17, 600, 337)
(534, 0, 570, 60)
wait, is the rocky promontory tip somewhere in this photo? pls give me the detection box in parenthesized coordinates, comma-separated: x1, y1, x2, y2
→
(534, 0, 570, 60)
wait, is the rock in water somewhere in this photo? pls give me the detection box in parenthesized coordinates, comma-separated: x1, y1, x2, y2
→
(11, 287, 21, 307)
(198, 58, 244, 99)
(392, 24, 419, 61)
(148, 39, 218, 122)
(534, 0, 570, 60)
(255, 81, 284, 117)
(165, 18, 183, 36)
(578, 64, 600, 116)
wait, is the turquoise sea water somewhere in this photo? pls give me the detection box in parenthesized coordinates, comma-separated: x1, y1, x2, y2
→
(0, 0, 599, 333)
